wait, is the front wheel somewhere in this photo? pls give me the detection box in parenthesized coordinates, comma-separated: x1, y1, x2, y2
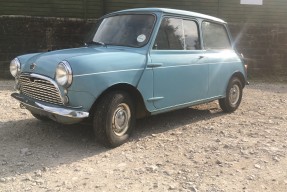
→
(93, 91, 135, 148)
(219, 77, 243, 113)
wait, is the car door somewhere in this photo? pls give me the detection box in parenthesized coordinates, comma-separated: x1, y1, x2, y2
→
(201, 21, 237, 98)
(149, 17, 209, 109)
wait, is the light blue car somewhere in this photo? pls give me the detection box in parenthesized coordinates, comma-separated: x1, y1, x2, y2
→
(10, 8, 248, 147)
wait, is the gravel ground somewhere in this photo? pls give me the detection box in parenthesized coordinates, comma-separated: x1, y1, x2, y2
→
(0, 80, 287, 192)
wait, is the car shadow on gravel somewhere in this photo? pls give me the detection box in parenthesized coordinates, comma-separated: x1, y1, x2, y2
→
(0, 119, 106, 178)
(0, 102, 225, 178)
(246, 81, 287, 93)
(134, 104, 225, 139)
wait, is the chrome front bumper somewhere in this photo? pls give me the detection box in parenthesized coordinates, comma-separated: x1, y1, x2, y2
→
(11, 93, 89, 124)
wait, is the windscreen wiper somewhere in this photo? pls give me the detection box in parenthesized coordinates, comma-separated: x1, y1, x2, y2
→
(85, 41, 107, 47)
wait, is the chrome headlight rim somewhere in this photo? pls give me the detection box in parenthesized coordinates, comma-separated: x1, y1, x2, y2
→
(10, 58, 21, 77)
(55, 61, 73, 88)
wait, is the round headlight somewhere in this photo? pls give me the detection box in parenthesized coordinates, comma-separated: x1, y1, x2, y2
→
(10, 58, 21, 77)
(55, 61, 72, 87)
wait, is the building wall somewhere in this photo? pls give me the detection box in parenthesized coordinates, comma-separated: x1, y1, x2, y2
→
(0, 0, 287, 79)
(218, 0, 287, 23)
(230, 23, 287, 77)
(0, 0, 103, 18)
(104, 0, 219, 17)
(0, 16, 94, 79)
(104, 0, 287, 23)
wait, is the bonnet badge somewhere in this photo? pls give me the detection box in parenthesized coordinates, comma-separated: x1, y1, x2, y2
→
(30, 63, 36, 70)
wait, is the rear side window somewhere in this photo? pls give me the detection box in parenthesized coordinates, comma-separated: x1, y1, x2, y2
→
(154, 18, 199, 50)
(202, 21, 231, 50)
(183, 20, 200, 50)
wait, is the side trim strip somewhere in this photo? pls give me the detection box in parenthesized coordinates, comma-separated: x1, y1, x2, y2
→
(74, 68, 144, 77)
(150, 95, 224, 115)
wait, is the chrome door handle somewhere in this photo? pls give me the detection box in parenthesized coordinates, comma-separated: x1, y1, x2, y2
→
(147, 63, 163, 68)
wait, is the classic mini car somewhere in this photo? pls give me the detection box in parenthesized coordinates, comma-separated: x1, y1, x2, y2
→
(10, 8, 248, 148)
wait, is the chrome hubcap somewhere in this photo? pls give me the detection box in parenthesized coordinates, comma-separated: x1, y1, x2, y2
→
(229, 84, 240, 106)
(112, 103, 131, 136)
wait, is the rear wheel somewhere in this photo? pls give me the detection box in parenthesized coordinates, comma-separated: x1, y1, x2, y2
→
(219, 77, 243, 113)
(93, 91, 135, 148)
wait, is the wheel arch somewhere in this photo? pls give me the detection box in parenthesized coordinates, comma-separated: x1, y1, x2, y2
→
(230, 71, 246, 88)
(89, 83, 150, 119)
(219, 71, 244, 113)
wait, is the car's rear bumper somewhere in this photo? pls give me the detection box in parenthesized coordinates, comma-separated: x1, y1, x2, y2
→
(11, 93, 89, 124)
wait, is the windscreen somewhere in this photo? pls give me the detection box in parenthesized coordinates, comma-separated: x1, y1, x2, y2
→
(92, 14, 156, 48)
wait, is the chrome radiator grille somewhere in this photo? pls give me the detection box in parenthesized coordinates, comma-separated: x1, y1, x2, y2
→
(19, 75, 63, 105)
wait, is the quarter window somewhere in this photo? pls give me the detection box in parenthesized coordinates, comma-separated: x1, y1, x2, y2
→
(154, 18, 199, 50)
(202, 21, 231, 49)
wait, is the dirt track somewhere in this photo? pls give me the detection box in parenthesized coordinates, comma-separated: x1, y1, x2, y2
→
(0, 80, 287, 192)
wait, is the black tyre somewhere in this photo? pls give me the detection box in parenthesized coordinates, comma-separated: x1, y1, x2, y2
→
(93, 91, 135, 148)
(31, 112, 51, 121)
(219, 77, 243, 113)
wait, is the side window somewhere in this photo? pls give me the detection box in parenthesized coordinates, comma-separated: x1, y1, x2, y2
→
(154, 18, 200, 50)
(202, 21, 231, 49)
(154, 18, 184, 50)
(183, 20, 200, 50)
